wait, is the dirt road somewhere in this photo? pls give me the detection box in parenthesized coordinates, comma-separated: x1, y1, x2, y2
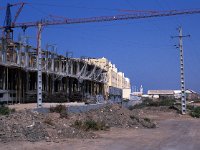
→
(1, 117, 200, 150)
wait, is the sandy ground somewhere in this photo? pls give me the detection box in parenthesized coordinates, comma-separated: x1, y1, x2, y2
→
(1, 109, 200, 150)
(1, 119, 200, 150)
(8, 103, 86, 111)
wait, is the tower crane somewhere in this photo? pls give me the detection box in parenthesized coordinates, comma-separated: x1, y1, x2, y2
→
(2, 2, 25, 40)
(1, 2, 200, 109)
(1, 9, 200, 31)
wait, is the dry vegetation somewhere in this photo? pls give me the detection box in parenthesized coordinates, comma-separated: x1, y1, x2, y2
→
(1, 98, 199, 143)
(0, 103, 157, 143)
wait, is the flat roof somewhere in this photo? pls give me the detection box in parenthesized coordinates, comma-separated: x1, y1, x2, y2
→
(148, 90, 174, 95)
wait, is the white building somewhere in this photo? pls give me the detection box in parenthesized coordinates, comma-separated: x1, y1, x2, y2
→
(132, 85, 143, 96)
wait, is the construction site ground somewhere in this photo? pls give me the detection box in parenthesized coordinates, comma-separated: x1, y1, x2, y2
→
(8, 103, 86, 111)
(0, 103, 200, 150)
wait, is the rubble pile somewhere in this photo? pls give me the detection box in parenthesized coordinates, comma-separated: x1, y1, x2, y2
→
(0, 110, 96, 142)
(0, 104, 156, 142)
(70, 104, 156, 129)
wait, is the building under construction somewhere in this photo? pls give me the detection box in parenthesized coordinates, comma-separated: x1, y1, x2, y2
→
(0, 38, 107, 104)
(2, 2, 198, 105)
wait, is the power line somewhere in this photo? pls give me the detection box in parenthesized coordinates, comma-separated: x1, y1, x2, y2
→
(29, 2, 120, 12)
(124, 0, 135, 9)
(28, 5, 50, 17)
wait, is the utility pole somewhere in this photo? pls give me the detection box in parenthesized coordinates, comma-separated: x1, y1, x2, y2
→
(172, 26, 190, 114)
(37, 22, 42, 107)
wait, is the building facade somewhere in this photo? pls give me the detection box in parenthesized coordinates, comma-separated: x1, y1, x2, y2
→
(0, 40, 107, 104)
(87, 57, 131, 100)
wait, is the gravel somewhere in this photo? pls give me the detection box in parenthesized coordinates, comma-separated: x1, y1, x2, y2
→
(0, 104, 156, 143)
(70, 104, 156, 129)
(0, 110, 96, 143)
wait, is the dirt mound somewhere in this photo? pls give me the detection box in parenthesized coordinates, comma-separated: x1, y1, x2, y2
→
(70, 104, 156, 129)
(0, 104, 156, 143)
(0, 110, 96, 143)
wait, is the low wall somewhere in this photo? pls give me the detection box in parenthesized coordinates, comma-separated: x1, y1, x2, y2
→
(34, 103, 105, 114)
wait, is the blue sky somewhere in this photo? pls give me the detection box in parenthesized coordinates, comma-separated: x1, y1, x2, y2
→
(0, 0, 200, 93)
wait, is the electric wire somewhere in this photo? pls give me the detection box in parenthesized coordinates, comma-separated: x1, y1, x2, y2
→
(28, 2, 120, 12)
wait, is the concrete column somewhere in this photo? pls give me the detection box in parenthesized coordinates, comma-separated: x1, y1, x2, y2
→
(2, 39, 7, 64)
(66, 59, 69, 75)
(51, 52, 54, 72)
(76, 61, 80, 75)
(25, 46, 29, 68)
(71, 62, 73, 75)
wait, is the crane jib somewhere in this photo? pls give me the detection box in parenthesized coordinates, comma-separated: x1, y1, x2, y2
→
(0, 9, 200, 30)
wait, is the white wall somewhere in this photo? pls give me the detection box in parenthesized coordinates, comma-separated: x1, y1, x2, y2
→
(122, 88, 131, 99)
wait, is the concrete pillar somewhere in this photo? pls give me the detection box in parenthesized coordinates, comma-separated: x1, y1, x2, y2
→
(51, 52, 54, 72)
(66, 59, 69, 75)
(25, 46, 29, 68)
(2, 39, 7, 64)
(76, 61, 80, 75)
(71, 62, 73, 75)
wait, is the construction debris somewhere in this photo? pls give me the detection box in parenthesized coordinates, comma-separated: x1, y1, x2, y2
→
(0, 104, 156, 143)
(0, 110, 96, 143)
(70, 104, 156, 129)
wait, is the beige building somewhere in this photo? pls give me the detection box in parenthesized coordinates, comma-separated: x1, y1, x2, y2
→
(87, 57, 131, 99)
(88, 57, 130, 89)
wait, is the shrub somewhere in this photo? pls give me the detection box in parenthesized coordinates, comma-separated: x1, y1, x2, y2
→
(49, 104, 68, 118)
(157, 99, 175, 106)
(131, 98, 175, 109)
(44, 117, 54, 126)
(187, 105, 195, 111)
(74, 120, 83, 129)
(10, 108, 16, 113)
(0, 106, 15, 115)
(144, 117, 151, 122)
(130, 115, 156, 128)
(169, 105, 181, 113)
(130, 115, 139, 122)
(190, 106, 200, 118)
(74, 119, 109, 131)
(131, 99, 154, 109)
(128, 105, 135, 111)
(84, 120, 99, 131)
(50, 104, 66, 113)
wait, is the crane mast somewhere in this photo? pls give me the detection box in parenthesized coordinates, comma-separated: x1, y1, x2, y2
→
(3, 2, 25, 40)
